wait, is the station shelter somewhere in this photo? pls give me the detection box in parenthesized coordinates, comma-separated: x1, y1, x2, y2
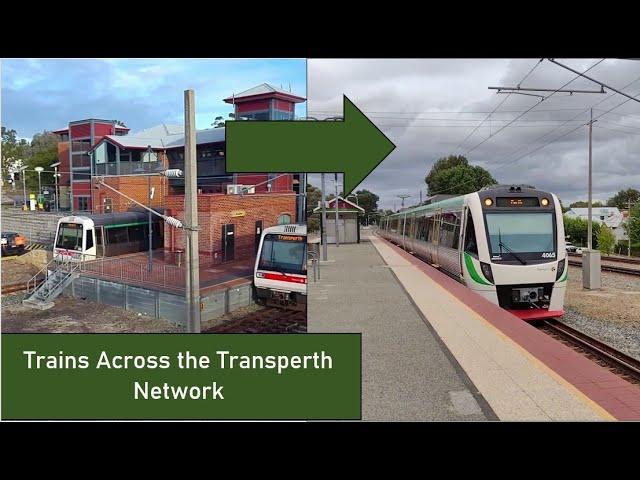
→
(314, 197, 365, 244)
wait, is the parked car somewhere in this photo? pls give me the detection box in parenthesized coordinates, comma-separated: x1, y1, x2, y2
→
(1, 232, 27, 256)
(565, 241, 578, 253)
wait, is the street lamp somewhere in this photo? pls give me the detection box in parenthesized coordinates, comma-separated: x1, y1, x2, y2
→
(50, 162, 60, 212)
(34, 166, 44, 210)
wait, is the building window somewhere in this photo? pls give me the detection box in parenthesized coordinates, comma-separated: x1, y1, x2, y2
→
(77, 197, 90, 211)
(142, 150, 158, 163)
(277, 214, 292, 225)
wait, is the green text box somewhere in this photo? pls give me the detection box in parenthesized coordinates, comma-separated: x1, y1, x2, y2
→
(2, 334, 361, 420)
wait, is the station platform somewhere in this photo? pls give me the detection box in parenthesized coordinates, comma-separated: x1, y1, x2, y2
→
(80, 251, 254, 295)
(308, 235, 494, 421)
(309, 230, 640, 421)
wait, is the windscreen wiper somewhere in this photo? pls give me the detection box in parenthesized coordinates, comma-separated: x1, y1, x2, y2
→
(498, 238, 527, 265)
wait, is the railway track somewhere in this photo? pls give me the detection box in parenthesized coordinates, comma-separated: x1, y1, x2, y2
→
(567, 259, 640, 276)
(203, 307, 306, 333)
(568, 252, 640, 265)
(536, 319, 640, 386)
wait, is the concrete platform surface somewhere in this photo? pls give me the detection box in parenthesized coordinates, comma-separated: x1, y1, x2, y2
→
(308, 239, 494, 421)
(370, 232, 640, 420)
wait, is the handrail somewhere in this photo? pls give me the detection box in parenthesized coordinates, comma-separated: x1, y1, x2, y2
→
(26, 256, 59, 294)
(25, 253, 87, 294)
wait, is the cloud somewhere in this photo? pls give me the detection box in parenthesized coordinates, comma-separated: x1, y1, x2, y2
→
(2, 58, 306, 136)
(307, 59, 640, 207)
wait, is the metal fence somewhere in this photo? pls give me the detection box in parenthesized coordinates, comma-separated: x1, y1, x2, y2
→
(79, 257, 185, 292)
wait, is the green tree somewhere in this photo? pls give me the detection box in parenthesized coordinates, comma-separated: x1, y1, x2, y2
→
(26, 131, 58, 191)
(2, 127, 30, 192)
(425, 155, 497, 195)
(305, 183, 323, 218)
(597, 224, 616, 255)
(626, 203, 640, 250)
(569, 200, 604, 208)
(563, 215, 601, 248)
(606, 188, 640, 210)
(354, 189, 379, 224)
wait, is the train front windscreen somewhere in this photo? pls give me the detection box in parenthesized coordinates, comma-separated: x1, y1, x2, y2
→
(55, 222, 84, 251)
(258, 234, 307, 275)
(485, 212, 556, 261)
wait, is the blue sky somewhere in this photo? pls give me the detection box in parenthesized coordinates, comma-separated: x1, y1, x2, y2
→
(2, 58, 307, 139)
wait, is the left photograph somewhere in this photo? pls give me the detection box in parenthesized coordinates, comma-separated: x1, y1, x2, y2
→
(1, 58, 308, 333)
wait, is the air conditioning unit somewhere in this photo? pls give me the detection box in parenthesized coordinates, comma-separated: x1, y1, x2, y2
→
(226, 184, 255, 195)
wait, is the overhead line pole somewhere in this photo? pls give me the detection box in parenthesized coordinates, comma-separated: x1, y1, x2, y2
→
(184, 89, 201, 333)
(321, 173, 327, 260)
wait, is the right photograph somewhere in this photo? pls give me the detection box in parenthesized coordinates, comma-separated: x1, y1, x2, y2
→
(305, 58, 640, 421)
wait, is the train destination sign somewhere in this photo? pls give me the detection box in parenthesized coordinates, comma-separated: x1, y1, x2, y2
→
(496, 197, 540, 207)
(278, 235, 304, 242)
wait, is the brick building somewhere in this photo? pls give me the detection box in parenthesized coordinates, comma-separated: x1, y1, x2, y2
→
(53, 119, 130, 211)
(49, 83, 305, 261)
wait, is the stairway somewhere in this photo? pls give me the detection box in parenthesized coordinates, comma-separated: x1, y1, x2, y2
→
(23, 260, 80, 310)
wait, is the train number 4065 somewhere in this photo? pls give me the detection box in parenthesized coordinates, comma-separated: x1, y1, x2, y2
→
(541, 252, 556, 258)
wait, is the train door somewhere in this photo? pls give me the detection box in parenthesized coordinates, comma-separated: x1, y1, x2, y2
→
(255, 220, 263, 253)
(222, 224, 235, 262)
(84, 226, 97, 259)
(431, 209, 442, 265)
(95, 227, 105, 257)
(401, 213, 407, 249)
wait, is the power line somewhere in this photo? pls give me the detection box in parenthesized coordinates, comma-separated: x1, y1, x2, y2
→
(477, 73, 640, 169)
(427, 84, 640, 197)
(459, 59, 606, 157)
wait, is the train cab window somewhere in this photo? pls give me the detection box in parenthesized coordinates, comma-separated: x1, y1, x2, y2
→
(56, 223, 83, 251)
(85, 230, 94, 250)
(464, 213, 478, 256)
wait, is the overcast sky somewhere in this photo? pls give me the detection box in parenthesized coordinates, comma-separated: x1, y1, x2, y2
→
(307, 59, 640, 209)
(2, 58, 306, 138)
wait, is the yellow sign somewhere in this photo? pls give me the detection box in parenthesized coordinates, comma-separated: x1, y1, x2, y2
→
(230, 209, 246, 218)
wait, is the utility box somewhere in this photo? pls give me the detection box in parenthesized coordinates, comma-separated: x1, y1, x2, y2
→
(582, 249, 601, 289)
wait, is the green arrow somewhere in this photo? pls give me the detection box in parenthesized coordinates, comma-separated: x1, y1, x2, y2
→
(225, 95, 396, 195)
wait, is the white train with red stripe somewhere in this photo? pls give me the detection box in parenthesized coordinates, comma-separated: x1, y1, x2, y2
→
(254, 223, 307, 310)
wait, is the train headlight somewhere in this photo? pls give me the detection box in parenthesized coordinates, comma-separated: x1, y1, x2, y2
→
(480, 262, 494, 284)
(256, 272, 264, 278)
(484, 198, 493, 207)
(541, 198, 550, 206)
(556, 259, 565, 281)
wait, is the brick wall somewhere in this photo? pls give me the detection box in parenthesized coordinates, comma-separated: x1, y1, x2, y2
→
(91, 152, 169, 214)
(92, 175, 168, 214)
(163, 193, 297, 261)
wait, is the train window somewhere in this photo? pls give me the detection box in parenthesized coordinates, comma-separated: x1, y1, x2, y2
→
(416, 216, 427, 241)
(258, 233, 306, 275)
(128, 225, 145, 242)
(107, 227, 128, 244)
(85, 230, 94, 250)
(56, 223, 83, 251)
(96, 228, 103, 245)
(464, 213, 478, 255)
(440, 212, 461, 249)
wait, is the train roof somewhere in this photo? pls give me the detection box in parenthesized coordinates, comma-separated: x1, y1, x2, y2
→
(60, 209, 165, 227)
(384, 184, 555, 219)
(263, 223, 307, 235)
(385, 195, 466, 219)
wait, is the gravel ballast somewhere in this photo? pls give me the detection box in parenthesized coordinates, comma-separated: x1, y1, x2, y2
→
(564, 266, 640, 360)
